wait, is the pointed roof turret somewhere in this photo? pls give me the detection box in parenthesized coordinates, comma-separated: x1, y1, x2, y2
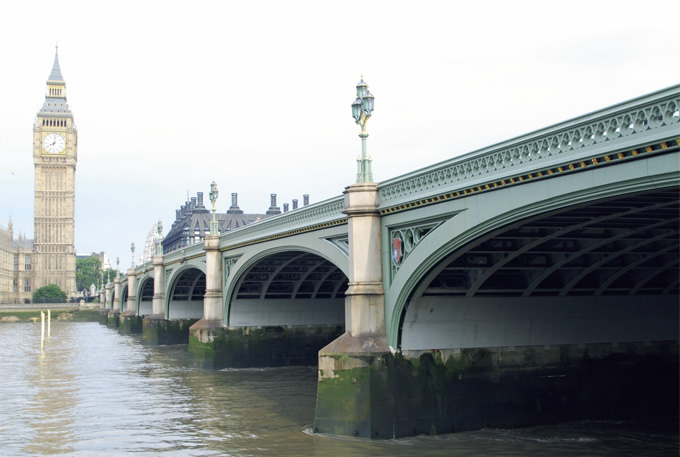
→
(48, 45, 64, 82)
(40, 45, 71, 115)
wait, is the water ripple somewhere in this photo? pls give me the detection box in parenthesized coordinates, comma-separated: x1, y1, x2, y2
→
(0, 322, 676, 457)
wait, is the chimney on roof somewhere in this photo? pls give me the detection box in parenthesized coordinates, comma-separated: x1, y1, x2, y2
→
(176, 209, 181, 221)
(292, 199, 298, 210)
(266, 193, 281, 215)
(227, 192, 243, 214)
(283, 203, 289, 213)
(190, 197, 197, 211)
(303, 194, 310, 206)
(197, 192, 204, 208)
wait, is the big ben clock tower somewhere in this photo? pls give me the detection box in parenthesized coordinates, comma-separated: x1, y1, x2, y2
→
(33, 47, 77, 297)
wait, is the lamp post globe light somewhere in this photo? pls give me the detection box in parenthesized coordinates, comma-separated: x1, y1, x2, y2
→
(209, 180, 219, 235)
(352, 77, 375, 183)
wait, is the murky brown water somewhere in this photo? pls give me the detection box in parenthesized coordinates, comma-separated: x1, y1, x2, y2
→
(0, 321, 677, 456)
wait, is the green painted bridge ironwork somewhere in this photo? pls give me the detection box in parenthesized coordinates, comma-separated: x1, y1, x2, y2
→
(105, 84, 679, 439)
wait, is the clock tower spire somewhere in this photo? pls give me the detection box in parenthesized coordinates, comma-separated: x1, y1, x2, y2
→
(32, 46, 78, 297)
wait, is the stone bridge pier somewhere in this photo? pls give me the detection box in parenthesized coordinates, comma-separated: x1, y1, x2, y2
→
(188, 233, 229, 368)
(97, 283, 110, 325)
(119, 267, 142, 335)
(142, 254, 175, 344)
(313, 182, 395, 438)
(107, 275, 121, 328)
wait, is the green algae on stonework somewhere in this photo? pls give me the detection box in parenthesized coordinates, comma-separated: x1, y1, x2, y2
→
(142, 323, 165, 345)
(316, 365, 375, 417)
(188, 333, 228, 357)
(119, 316, 142, 334)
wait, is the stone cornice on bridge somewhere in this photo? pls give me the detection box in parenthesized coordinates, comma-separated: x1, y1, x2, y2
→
(378, 84, 680, 213)
(214, 195, 347, 251)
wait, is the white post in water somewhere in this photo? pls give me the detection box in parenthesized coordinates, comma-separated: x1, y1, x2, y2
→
(48, 310, 51, 337)
(40, 311, 45, 349)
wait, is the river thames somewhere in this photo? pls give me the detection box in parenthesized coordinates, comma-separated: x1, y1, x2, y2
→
(0, 321, 676, 456)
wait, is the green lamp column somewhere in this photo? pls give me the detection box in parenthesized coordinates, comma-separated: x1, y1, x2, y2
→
(352, 77, 375, 183)
(209, 181, 219, 235)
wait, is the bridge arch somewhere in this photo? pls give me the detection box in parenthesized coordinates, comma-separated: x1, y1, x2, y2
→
(165, 265, 206, 319)
(120, 284, 128, 312)
(224, 246, 348, 328)
(137, 276, 154, 315)
(386, 158, 679, 348)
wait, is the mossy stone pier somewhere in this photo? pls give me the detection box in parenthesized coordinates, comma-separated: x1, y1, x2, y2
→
(314, 336, 679, 439)
(314, 333, 394, 438)
(107, 310, 120, 329)
(142, 315, 198, 345)
(188, 319, 342, 369)
(97, 308, 109, 325)
(119, 312, 143, 335)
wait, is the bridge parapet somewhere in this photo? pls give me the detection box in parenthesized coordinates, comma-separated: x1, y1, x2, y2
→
(163, 242, 204, 265)
(378, 85, 679, 209)
(215, 195, 346, 250)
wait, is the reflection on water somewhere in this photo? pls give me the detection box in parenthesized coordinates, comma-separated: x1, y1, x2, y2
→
(0, 322, 676, 456)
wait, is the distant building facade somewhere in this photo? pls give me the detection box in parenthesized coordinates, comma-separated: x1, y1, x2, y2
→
(0, 221, 34, 303)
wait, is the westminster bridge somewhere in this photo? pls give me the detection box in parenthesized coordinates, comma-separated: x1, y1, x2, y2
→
(101, 85, 679, 439)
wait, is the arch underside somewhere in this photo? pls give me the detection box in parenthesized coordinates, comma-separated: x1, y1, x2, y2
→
(120, 285, 128, 312)
(138, 278, 154, 315)
(168, 268, 205, 319)
(230, 251, 347, 327)
(402, 188, 680, 350)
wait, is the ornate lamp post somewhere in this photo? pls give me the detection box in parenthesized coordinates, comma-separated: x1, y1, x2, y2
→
(156, 220, 164, 256)
(131, 243, 135, 268)
(116, 257, 120, 278)
(209, 181, 219, 235)
(352, 77, 375, 183)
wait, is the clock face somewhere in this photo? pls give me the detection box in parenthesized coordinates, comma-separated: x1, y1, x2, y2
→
(43, 132, 65, 154)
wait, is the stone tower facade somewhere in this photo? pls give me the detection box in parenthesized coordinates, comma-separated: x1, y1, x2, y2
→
(32, 47, 77, 297)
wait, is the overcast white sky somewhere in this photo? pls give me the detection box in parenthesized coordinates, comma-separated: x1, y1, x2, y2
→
(1, 0, 678, 269)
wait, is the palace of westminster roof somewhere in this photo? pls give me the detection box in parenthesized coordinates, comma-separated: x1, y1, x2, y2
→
(162, 192, 309, 254)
